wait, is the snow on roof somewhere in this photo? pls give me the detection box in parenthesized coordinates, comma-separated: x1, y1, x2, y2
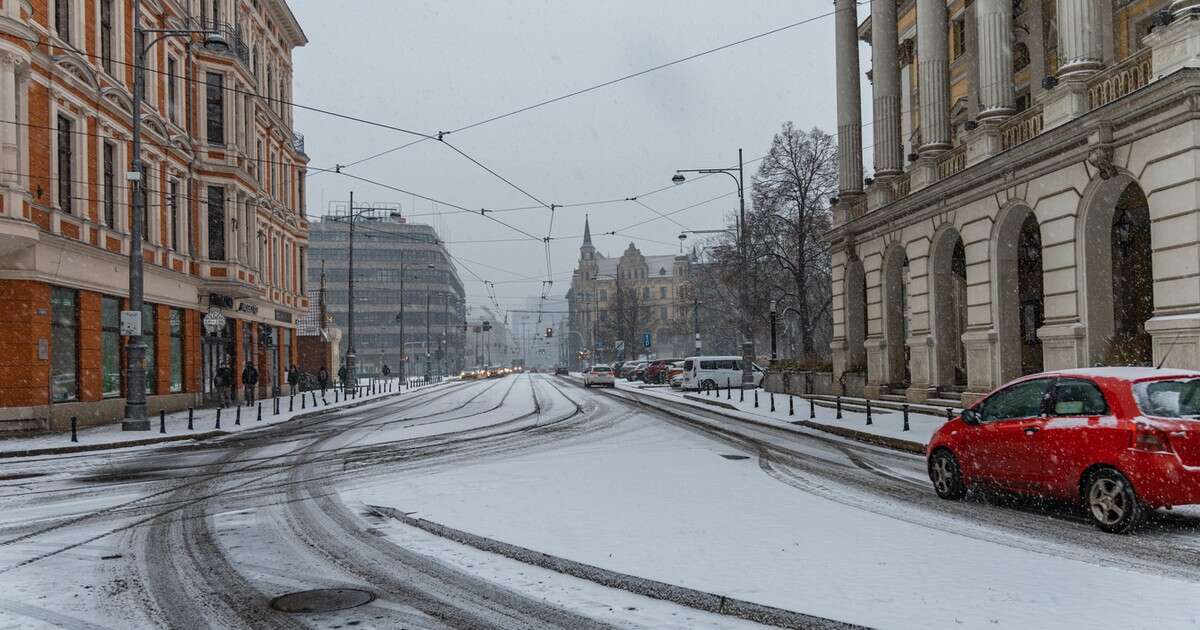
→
(1043, 367, 1200, 381)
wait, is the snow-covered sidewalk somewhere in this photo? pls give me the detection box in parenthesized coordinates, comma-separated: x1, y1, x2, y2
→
(610, 379, 945, 448)
(0, 377, 448, 457)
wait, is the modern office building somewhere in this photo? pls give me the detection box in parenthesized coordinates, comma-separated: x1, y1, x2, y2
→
(307, 208, 465, 379)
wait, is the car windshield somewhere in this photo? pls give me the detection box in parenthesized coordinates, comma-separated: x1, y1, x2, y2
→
(1133, 378, 1200, 418)
(592, 366, 611, 373)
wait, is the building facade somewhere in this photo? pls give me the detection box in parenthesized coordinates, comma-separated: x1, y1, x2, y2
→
(566, 218, 699, 367)
(829, 0, 1200, 404)
(0, 0, 308, 431)
(307, 210, 466, 379)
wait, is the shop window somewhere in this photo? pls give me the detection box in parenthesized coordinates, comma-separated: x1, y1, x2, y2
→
(51, 288, 78, 402)
(101, 296, 121, 397)
(169, 308, 184, 392)
(143, 303, 156, 395)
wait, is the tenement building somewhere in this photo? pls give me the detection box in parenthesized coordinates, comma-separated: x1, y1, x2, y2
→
(307, 209, 465, 380)
(566, 217, 698, 365)
(0, 1, 309, 430)
(829, 0, 1200, 404)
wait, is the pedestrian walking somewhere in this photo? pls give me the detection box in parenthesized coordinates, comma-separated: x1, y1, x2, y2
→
(242, 361, 259, 404)
(318, 366, 329, 395)
(338, 365, 347, 388)
(287, 364, 300, 393)
(216, 359, 234, 407)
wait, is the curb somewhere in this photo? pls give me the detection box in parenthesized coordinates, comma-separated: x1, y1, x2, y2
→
(0, 385, 417, 459)
(368, 505, 861, 630)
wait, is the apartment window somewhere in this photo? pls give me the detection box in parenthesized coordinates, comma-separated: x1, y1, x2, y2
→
(54, 0, 70, 42)
(951, 18, 966, 60)
(660, 287, 667, 299)
(56, 114, 73, 214)
(642, 287, 650, 300)
(298, 171, 305, 212)
(169, 179, 179, 251)
(101, 296, 121, 397)
(169, 308, 184, 393)
(206, 72, 225, 146)
(660, 306, 668, 319)
(207, 185, 226, 260)
(103, 141, 115, 227)
(167, 57, 178, 123)
(50, 287, 78, 402)
(256, 140, 263, 182)
(142, 304, 156, 395)
(209, 0, 220, 26)
(100, 0, 114, 73)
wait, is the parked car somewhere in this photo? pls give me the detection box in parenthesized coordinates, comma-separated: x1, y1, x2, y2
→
(927, 367, 1200, 533)
(644, 358, 682, 384)
(631, 361, 651, 381)
(680, 356, 765, 391)
(583, 364, 615, 388)
(619, 362, 643, 380)
(554, 366, 569, 376)
(667, 361, 687, 387)
(611, 361, 626, 376)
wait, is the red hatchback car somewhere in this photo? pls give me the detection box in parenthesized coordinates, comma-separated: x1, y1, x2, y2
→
(928, 367, 1200, 533)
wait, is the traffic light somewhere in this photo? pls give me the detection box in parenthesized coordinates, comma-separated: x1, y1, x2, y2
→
(544, 327, 553, 338)
(482, 321, 492, 332)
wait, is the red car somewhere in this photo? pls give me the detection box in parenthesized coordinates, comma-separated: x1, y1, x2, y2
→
(927, 367, 1200, 533)
(643, 359, 682, 384)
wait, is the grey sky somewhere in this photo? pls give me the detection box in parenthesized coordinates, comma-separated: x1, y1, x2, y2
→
(290, 0, 843, 311)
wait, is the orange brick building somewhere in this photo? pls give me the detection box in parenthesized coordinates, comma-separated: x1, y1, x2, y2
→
(0, 0, 309, 431)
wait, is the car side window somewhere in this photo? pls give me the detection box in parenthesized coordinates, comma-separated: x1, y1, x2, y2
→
(976, 378, 1054, 422)
(700, 361, 714, 370)
(1051, 379, 1108, 416)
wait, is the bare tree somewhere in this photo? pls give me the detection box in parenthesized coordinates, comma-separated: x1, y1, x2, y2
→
(750, 123, 836, 359)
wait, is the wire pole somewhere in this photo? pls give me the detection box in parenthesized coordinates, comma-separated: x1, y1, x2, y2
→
(123, 1, 149, 430)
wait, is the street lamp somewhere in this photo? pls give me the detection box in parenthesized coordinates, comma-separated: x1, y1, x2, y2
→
(671, 148, 754, 389)
(122, 12, 228, 430)
(770, 299, 778, 361)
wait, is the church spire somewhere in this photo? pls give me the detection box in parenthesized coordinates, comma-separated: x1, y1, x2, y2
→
(582, 214, 592, 247)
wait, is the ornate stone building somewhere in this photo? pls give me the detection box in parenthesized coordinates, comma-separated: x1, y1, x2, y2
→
(566, 217, 698, 366)
(830, 0, 1200, 404)
(0, 0, 308, 430)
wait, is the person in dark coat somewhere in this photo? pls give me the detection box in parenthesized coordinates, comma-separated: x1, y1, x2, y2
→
(242, 361, 259, 403)
(287, 364, 300, 392)
(216, 359, 234, 407)
(318, 366, 329, 394)
(338, 365, 347, 386)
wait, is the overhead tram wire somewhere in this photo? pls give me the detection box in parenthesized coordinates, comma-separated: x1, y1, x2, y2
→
(320, 3, 861, 177)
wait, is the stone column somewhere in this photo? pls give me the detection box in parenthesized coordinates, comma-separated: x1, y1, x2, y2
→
(1056, 0, 1103, 78)
(917, 0, 951, 154)
(871, 0, 902, 178)
(975, 0, 1015, 120)
(835, 0, 863, 196)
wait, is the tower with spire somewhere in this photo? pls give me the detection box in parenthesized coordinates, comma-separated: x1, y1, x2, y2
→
(579, 214, 598, 280)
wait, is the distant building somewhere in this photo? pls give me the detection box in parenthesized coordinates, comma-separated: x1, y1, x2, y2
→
(566, 217, 700, 367)
(307, 209, 464, 378)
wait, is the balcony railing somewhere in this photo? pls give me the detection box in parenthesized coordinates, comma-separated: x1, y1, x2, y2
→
(186, 18, 250, 69)
(1088, 47, 1152, 110)
(1000, 104, 1044, 151)
(936, 144, 967, 179)
(892, 171, 911, 198)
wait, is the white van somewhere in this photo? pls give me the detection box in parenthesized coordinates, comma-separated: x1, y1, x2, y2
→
(681, 356, 765, 391)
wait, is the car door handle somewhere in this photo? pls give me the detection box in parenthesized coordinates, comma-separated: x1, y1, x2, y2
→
(1024, 427, 1040, 436)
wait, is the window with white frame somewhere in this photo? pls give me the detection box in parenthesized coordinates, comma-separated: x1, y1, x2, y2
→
(54, 0, 72, 43)
(99, 0, 115, 74)
(56, 113, 75, 214)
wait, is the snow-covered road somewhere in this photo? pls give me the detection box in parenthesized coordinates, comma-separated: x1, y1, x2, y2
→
(1, 374, 1199, 629)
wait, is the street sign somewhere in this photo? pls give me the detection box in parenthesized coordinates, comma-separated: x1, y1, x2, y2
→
(203, 307, 226, 335)
(614, 340, 624, 352)
(120, 310, 142, 336)
(643, 332, 652, 348)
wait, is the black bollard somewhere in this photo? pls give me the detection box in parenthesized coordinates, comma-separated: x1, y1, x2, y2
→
(810, 397, 816, 419)
(770, 392, 775, 412)
(274, 397, 279, 415)
(235, 405, 241, 426)
(289, 395, 294, 412)
(789, 395, 794, 416)
(903, 404, 911, 432)
(70, 416, 78, 443)
(726, 379, 731, 400)
(322, 394, 328, 406)
(311, 391, 317, 408)
(215, 408, 222, 429)
(836, 396, 842, 419)
(740, 387, 744, 403)
(188, 407, 194, 430)
(754, 390, 759, 408)
(301, 394, 307, 410)
(865, 399, 872, 425)
(257, 403, 262, 422)
(335, 389, 340, 403)
(160, 410, 166, 434)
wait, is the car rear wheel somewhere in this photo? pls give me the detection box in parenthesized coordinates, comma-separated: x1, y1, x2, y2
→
(1084, 468, 1144, 534)
(929, 449, 967, 500)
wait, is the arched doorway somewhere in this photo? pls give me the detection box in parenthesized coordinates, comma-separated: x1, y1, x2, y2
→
(845, 256, 867, 374)
(1080, 176, 1155, 366)
(995, 205, 1044, 380)
(881, 245, 910, 387)
(931, 229, 968, 389)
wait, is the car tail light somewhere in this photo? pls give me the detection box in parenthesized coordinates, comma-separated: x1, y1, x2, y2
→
(1133, 425, 1174, 453)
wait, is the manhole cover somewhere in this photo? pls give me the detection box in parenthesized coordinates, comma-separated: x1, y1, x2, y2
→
(720, 454, 750, 460)
(270, 588, 376, 613)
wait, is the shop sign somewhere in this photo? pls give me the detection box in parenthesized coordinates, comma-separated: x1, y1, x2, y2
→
(203, 307, 227, 335)
(275, 310, 293, 323)
(237, 302, 259, 315)
(209, 293, 234, 309)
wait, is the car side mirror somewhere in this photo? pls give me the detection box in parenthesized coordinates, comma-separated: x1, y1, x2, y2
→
(960, 409, 980, 425)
